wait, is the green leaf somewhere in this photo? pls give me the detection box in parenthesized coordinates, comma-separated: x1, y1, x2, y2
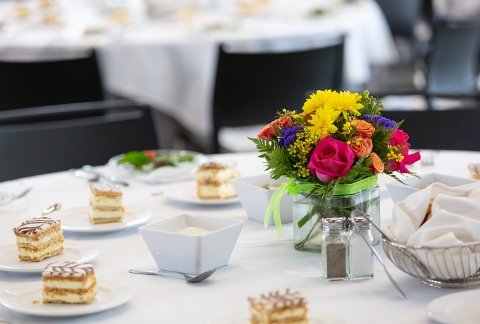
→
(118, 151, 151, 169)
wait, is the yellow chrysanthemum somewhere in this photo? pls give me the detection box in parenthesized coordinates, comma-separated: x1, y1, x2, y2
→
(301, 90, 337, 115)
(333, 91, 364, 117)
(306, 105, 340, 139)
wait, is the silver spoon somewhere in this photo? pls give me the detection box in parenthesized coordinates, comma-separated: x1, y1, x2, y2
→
(129, 268, 216, 283)
(12, 187, 32, 200)
(42, 203, 62, 215)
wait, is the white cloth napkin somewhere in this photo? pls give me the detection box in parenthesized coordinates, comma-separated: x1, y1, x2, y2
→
(387, 182, 480, 246)
(386, 182, 480, 279)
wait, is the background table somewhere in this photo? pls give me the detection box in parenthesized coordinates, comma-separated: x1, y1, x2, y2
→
(0, 150, 478, 323)
(0, 0, 398, 142)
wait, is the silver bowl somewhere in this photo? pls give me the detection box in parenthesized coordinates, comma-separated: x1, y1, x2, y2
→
(382, 238, 480, 288)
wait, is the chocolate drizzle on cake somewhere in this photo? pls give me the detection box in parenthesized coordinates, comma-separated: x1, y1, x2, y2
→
(13, 217, 60, 236)
(197, 162, 229, 171)
(43, 261, 94, 277)
(248, 288, 306, 310)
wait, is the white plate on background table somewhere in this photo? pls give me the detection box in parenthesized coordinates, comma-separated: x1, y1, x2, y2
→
(0, 280, 131, 317)
(428, 290, 480, 324)
(209, 310, 344, 324)
(54, 206, 151, 233)
(0, 242, 99, 274)
(164, 181, 240, 206)
(108, 149, 206, 184)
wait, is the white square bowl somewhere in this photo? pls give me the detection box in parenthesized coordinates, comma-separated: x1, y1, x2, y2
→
(232, 174, 293, 224)
(139, 214, 243, 274)
(385, 172, 476, 203)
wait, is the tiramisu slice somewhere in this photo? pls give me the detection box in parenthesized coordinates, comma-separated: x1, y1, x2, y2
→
(89, 183, 125, 224)
(13, 217, 64, 262)
(195, 162, 241, 199)
(248, 289, 309, 324)
(42, 261, 97, 304)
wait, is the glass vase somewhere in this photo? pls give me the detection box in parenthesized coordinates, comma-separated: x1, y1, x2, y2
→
(292, 185, 380, 252)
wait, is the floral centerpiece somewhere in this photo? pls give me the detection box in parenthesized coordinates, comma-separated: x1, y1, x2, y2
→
(251, 90, 421, 251)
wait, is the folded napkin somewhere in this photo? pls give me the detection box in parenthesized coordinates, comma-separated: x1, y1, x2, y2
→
(387, 182, 480, 246)
(386, 182, 480, 279)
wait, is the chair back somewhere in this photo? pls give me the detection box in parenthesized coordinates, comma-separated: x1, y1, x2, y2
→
(375, 0, 425, 37)
(0, 100, 158, 181)
(382, 109, 480, 151)
(426, 20, 480, 96)
(212, 35, 344, 152)
(0, 50, 104, 110)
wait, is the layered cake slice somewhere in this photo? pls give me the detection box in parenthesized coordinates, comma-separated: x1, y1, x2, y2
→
(89, 183, 125, 224)
(42, 261, 97, 304)
(13, 217, 64, 262)
(196, 162, 241, 199)
(248, 289, 309, 324)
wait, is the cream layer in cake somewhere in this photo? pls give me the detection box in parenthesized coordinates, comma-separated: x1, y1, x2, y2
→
(89, 205, 125, 224)
(196, 162, 241, 199)
(89, 183, 125, 224)
(196, 183, 237, 199)
(13, 217, 64, 262)
(248, 289, 309, 324)
(42, 261, 97, 304)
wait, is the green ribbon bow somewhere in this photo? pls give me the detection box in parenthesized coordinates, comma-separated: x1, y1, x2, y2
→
(264, 175, 378, 237)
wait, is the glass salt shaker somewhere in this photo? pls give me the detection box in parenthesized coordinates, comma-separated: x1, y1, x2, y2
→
(321, 217, 349, 281)
(349, 216, 374, 280)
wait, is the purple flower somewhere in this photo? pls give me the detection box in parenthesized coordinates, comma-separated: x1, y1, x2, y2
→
(279, 126, 302, 147)
(361, 114, 397, 130)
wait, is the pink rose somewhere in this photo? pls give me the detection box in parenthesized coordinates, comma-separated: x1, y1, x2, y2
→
(308, 136, 355, 183)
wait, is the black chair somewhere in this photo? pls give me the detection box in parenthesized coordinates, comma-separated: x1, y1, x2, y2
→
(425, 20, 480, 100)
(382, 109, 480, 151)
(211, 35, 344, 153)
(0, 100, 159, 181)
(376, 0, 425, 39)
(0, 50, 104, 111)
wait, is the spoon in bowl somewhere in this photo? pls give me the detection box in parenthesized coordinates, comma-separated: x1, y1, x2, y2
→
(129, 268, 216, 283)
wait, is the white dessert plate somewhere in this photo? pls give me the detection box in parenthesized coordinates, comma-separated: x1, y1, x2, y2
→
(164, 181, 240, 206)
(53, 206, 151, 233)
(208, 310, 344, 324)
(0, 280, 131, 317)
(108, 149, 206, 184)
(427, 290, 480, 324)
(0, 191, 13, 206)
(0, 242, 99, 273)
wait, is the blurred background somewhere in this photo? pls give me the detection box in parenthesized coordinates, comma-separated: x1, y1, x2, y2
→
(0, 0, 479, 157)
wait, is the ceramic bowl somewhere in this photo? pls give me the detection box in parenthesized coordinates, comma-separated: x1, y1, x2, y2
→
(139, 214, 243, 274)
(232, 174, 292, 224)
(385, 172, 476, 203)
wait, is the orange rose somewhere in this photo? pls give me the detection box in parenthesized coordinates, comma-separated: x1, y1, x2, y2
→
(352, 119, 375, 138)
(277, 116, 292, 128)
(257, 121, 277, 140)
(349, 136, 372, 157)
(370, 152, 384, 173)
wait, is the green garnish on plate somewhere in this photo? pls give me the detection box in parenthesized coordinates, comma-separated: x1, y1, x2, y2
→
(117, 151, 196, 171)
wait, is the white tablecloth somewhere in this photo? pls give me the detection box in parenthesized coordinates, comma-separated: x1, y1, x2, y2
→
(0, 150, 478, 323)
(0, 0, 398, 140)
